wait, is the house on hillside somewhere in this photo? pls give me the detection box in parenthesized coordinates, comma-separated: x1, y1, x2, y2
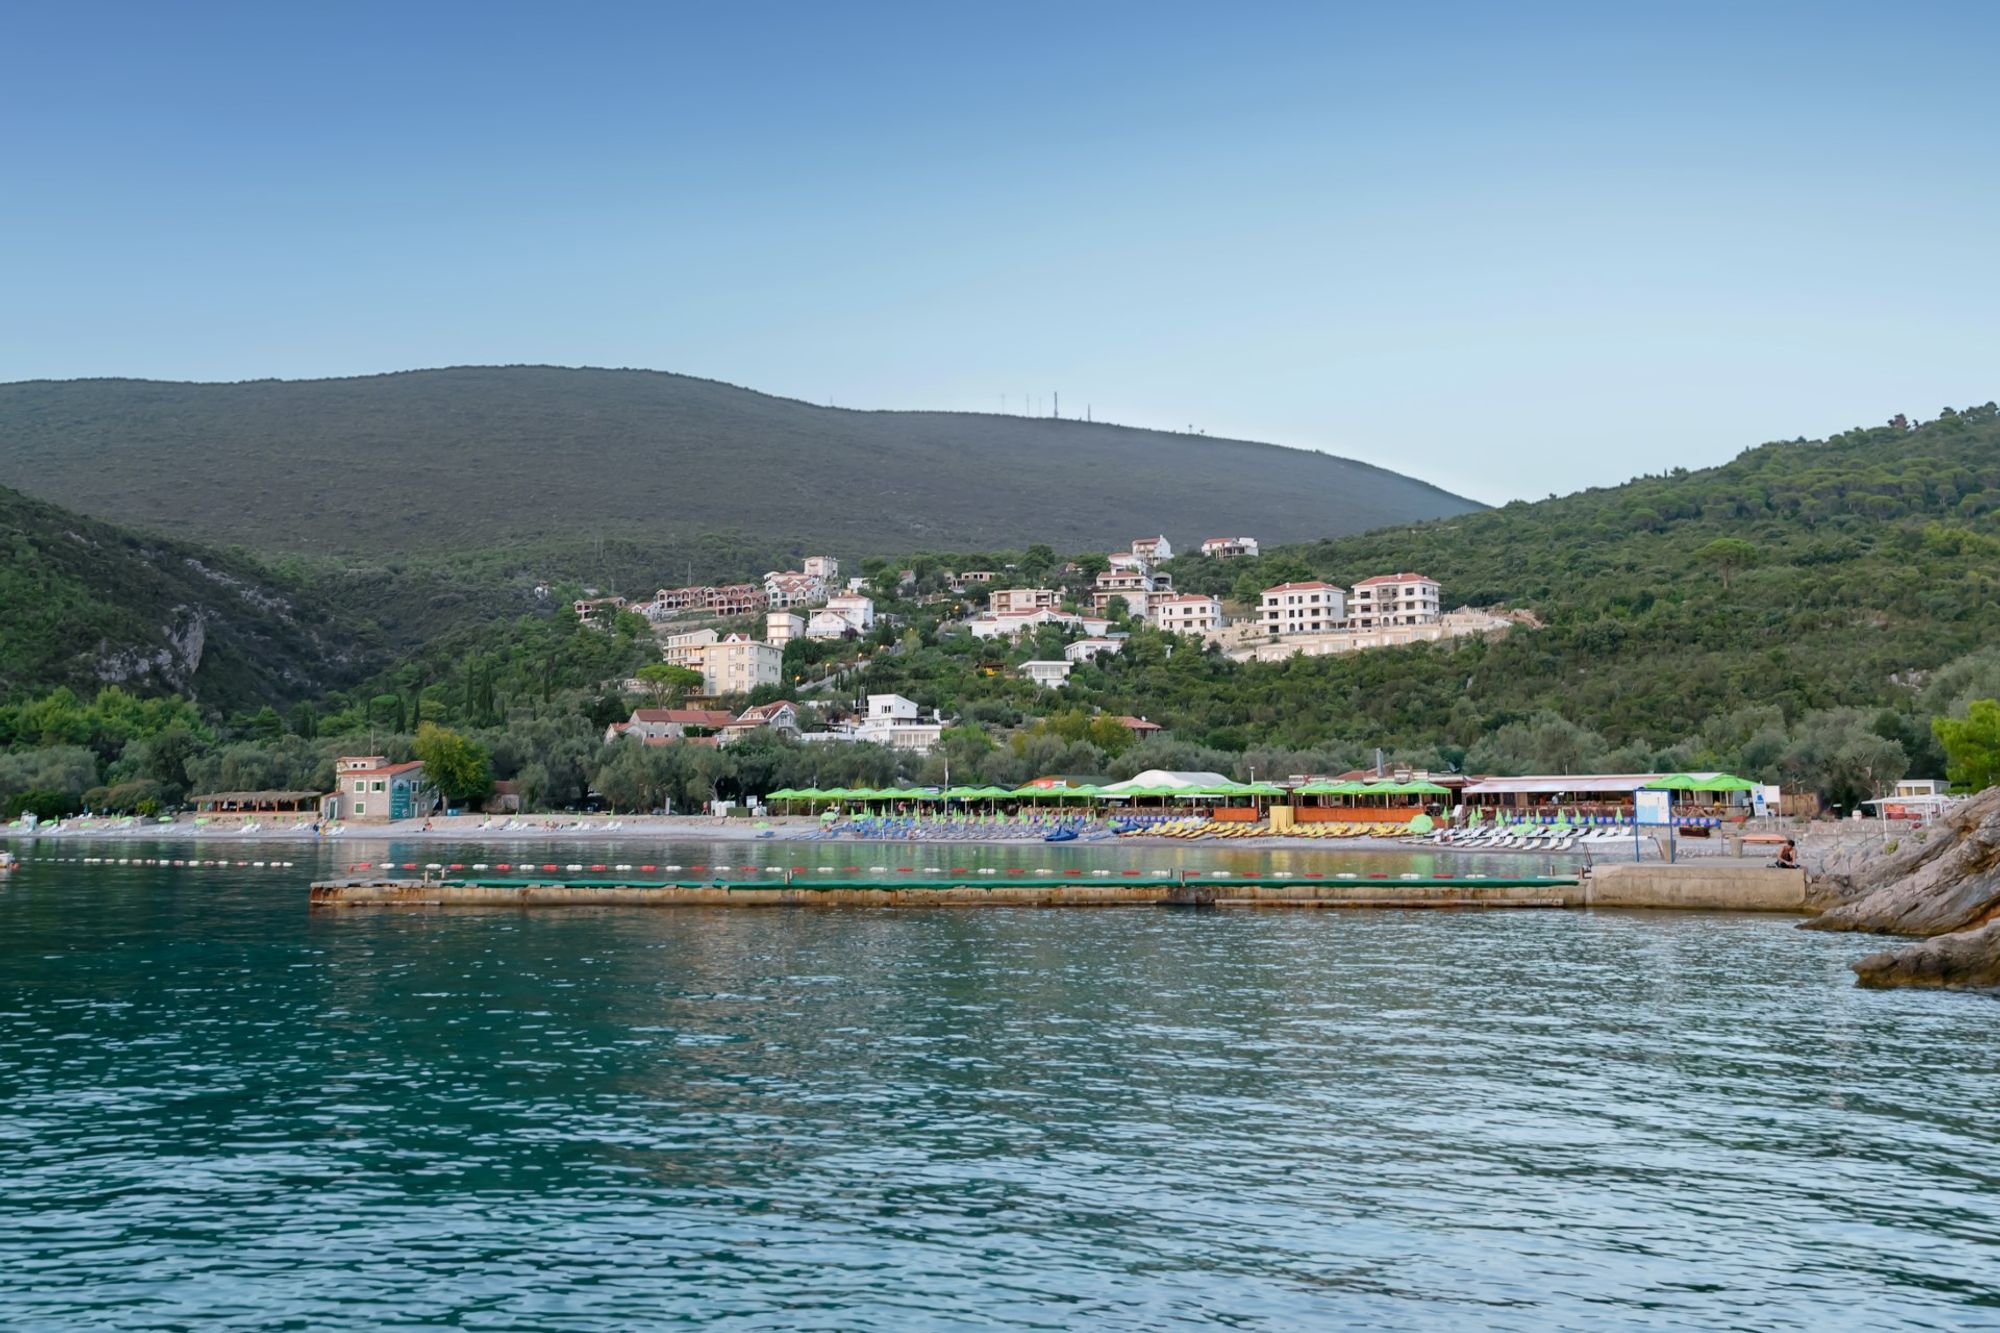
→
(798, 693, 943, 754)
(1131, 535, 1173, 563)
(573, 596, 628, 626)
(607, 707, 737, 743)
(765, 611, 805, 645)
(1064, 637, 1124, 662)
(1114, 716, 1164, 739)
(720, 700, 802, 745)
(1200, 536, 1259, 559)
(990, 587, 1060, 616)
(1018, 660, 1073, 688)
(321, 755, 431, 823)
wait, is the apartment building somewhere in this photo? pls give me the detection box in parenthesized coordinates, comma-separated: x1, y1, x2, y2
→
(1349, 574, 1441, 628)
(1149, 593, 1224, 635)
(1260, 581, 1347, 635)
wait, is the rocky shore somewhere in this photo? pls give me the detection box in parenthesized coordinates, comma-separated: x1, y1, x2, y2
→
(1803, 787, 2000, 996)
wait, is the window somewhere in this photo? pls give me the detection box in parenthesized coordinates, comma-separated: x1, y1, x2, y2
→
(353, 801, 366, 816)
(371, 780, 386, 793)
(352, 779, 365, 793)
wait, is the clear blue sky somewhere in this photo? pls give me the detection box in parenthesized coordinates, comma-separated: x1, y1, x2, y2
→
(5, 1, 1995, 504)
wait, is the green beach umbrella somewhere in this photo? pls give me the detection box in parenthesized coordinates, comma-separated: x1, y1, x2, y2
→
(1401, 780, 1452, 795)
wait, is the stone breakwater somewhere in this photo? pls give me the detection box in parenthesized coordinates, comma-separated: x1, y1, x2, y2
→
(308, 863, 1809, 913)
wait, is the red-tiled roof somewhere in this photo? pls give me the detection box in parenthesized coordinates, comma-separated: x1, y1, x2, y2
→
(1115, 715, 1164, 731)
(345, 760, 425, 777)
(631, 708, 736, 726)
(1263, 581, 1338, 593)
(1354, 573, 1434, 585)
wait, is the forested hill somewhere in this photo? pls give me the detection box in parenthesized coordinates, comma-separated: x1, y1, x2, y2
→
(1160, 404, 2000, 770)
(0, 367, 1479, 580)
(0, 485, 382, 709)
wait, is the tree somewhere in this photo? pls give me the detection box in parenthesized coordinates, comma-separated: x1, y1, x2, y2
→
(1696, 537, 1758, 590)
(412, 722, 494, 808)
(1932, 699, 2000, 793)
(634, 663, 703, 706)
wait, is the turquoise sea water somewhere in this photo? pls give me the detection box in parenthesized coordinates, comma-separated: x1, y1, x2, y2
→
(2, 839, 1996, 1330)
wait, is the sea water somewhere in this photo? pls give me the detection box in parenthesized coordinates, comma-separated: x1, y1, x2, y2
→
(0, 841, 1994, 1329)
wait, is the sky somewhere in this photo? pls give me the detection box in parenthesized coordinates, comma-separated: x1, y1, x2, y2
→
(3, 1, 1996, 504)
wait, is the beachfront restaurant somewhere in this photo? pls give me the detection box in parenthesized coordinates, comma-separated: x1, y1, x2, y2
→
(190, 790, 325, 817)
(1458, 774, 1756, 826)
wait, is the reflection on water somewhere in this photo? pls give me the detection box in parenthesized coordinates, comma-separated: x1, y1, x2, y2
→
(0, 845, 1995, 1329)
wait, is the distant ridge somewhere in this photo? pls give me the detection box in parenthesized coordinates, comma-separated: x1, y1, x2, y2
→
(0, 366, 1480, 578)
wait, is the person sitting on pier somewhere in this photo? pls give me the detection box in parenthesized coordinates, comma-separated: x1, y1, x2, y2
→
(1772, 839, 1799, 870)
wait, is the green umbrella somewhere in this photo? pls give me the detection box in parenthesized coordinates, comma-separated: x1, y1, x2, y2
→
(1242, 782, 1287, 797)
(943, 786, 985, 800)
(1401, 780, 1452, 795)
(766, 788, 799, 800)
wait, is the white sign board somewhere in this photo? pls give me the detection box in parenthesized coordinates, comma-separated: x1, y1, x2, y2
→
(1634, 790, 1673, 826)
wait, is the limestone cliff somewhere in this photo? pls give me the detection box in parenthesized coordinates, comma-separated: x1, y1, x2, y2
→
(1805, 787, 2000, 936)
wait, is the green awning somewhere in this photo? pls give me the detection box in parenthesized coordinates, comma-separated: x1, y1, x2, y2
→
(1644, 773, 1756, 792)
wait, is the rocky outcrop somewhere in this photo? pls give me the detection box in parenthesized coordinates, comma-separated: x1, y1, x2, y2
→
(1804, 787, 2000, 936)
(1852, 919, 2000, 995)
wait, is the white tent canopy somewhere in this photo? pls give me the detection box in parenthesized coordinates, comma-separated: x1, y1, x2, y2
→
(1099, 770, 1234, 793)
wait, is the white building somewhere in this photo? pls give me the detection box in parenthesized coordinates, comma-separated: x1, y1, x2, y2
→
(1260, 581, 1347, 636)
(1018, 660, 1073, 688)
(1092, 568, 1170, 617)
(703, 635, 783, 695)
(826, 594, 875, 630)
(965, 609, 1114, 640)
(806, 595, 875, 640)
(1349, 574, 1441, 628)
(1149, 594, 1223, 635)
(990, 587, 1061, 616)
(803, 555, 839, 581)
(1064, 637, 1124, 662)
(1200, 537, 1259, 559)
(661, 627, 720, 668)
(762, 571, 828, 610)
(1131, 535, 1173, 562)
(1225, 606, 1516, 662)
(765, 611, 805, 645)
(800, 693, 943, 754)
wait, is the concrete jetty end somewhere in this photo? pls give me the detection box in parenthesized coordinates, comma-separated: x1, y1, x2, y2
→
(307, 864, 1808, 913)
(1581, 862, 1806, 912)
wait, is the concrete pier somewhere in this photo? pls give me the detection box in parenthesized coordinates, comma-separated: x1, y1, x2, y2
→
(308, 865, 1809, 913)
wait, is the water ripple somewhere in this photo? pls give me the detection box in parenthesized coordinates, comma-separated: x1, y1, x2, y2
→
(0, 844, 1995, 1329)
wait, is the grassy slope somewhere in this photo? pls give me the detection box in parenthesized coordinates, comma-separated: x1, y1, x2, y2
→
(0, 366, 1480, 583)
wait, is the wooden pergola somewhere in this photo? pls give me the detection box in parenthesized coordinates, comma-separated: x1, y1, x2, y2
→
(190, 790, 324, 815)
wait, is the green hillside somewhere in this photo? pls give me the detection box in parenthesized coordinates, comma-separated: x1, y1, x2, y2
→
(0, 485, 378, 708)
(0, 367, 1479, 585)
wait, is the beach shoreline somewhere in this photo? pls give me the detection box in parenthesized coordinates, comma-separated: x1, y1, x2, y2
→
(0, 812, 1603, 857)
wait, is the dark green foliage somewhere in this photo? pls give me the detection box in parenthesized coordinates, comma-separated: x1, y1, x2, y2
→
(0, 367, 1479, 586)
(0, 485, 384, 709)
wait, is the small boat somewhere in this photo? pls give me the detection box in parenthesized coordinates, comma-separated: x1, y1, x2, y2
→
(1042, 828, 1078, 843)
